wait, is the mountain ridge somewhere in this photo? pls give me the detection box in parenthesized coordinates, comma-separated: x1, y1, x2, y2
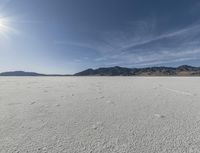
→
(1, 65, 200, 76)
(0, 71, 70, 76)
(75, 65, 200, 76)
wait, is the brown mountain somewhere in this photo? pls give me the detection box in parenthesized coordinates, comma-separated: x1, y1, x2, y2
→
(75, 65, 200, 76)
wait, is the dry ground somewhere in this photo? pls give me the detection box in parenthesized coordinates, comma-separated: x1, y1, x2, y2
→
(0, 77, 200, 153)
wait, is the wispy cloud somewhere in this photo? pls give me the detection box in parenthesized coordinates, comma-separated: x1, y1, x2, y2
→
(55, 19, 200, 67)
(92, 20, 200, 67)
(54, 40, 98, 50)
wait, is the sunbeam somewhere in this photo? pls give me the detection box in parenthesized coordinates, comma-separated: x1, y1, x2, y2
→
(0, 16, 15, 39)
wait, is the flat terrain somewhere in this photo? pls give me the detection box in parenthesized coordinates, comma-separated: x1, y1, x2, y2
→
(0, 77, 200, 153)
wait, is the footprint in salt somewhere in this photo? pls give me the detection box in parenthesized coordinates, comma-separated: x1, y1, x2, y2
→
(106, 100, 115, 105)
(30, 101, 36, 105)
(92, 121, 103, 130)
(56, 104, 60, 107)
(92, 124, 98, 130)
(154, 114, 165, 118)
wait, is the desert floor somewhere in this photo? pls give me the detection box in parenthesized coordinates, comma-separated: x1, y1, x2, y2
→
(0, 77, 200, 153)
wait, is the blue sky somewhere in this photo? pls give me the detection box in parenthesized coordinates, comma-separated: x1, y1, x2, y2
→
(0, 0, 200, 74)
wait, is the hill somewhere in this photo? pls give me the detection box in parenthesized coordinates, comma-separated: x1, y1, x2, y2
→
(0, 71, 70, 76)
(75, 65, 200, 76)
(0, 71, 46, 76)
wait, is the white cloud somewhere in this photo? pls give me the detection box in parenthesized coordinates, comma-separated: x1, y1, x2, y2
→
(55, 19, 200, 67)
(92, 21, 200, 66)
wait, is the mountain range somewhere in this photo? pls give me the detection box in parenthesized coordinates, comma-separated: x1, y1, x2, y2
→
(74, 65, 200, 76)
(1, 65, 200, 76)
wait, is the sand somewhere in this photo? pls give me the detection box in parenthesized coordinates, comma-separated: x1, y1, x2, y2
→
(0, 77, 200, 153)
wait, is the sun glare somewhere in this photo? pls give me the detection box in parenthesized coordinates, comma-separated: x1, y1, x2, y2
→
(0, 17, 7, 29)
(0, 19, 3, 26)
(0, 16, 15, 39)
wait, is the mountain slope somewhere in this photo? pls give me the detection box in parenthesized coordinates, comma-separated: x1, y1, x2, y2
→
(75, 65, 200, 76)
(0, 71, 46, 76)
(1, 65, 200, 76)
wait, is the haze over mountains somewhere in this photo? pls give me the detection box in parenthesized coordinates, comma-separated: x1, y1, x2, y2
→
(1, 65, 200, 76)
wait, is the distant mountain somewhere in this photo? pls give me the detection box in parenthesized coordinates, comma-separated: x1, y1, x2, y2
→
(0, 71, 46, 76)
(1, 65, 200, 76)
(75, 66, 132, 76)
(0, 71, 70, 76)
(75, 65, 200, 76)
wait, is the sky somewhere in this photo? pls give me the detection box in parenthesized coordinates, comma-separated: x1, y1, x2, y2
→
(0, 0, 200, 74)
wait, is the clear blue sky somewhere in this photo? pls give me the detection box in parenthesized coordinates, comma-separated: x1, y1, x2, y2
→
(0, 0, 200, 74)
